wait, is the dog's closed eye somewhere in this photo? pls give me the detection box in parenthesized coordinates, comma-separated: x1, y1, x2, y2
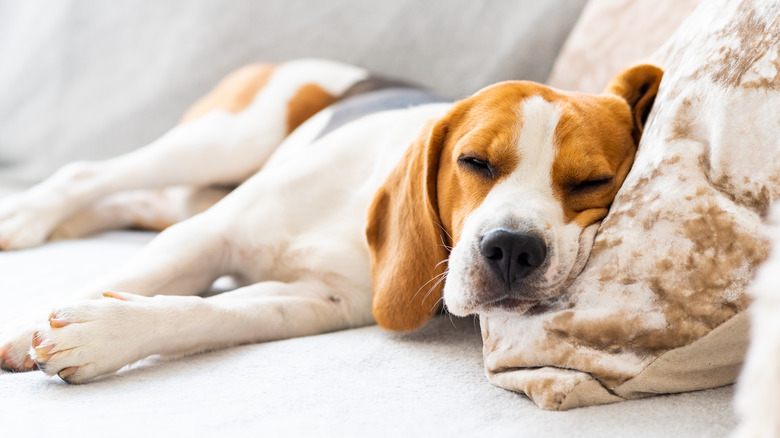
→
(567, 176, 613, 195)
(458, 154, 495, 178)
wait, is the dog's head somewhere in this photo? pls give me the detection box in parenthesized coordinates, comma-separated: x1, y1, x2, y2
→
(366, 64, 663, 331)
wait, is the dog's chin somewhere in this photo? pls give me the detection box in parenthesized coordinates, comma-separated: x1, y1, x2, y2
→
(445, 264, 568, 317)
(477, 297, 540, 316)
(445, 293, 540, 317)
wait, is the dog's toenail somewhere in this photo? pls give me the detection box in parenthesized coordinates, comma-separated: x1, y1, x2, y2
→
(102, 291, 128, 301)
(58, 367, 78, 380)
(34, 344, 54, 362)
(49, 318, 69, 328)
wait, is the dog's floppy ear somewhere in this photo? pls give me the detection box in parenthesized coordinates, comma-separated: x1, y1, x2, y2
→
(366, 117, 450, 332)
(605, 64, 664, 143)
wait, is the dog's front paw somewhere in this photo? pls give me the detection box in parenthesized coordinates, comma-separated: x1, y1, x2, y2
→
(0, 320, 40, 372)
(0, 192, 61, 250)
(32, 292, 152, 383)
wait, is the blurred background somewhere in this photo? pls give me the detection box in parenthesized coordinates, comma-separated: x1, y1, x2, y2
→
(0, 0, 586, 187)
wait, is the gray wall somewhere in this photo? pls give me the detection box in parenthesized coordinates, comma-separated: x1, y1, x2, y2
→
(0, 0, 586, 185)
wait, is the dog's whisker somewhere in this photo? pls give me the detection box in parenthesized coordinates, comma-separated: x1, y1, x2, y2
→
(422, 270, 448, 303)
(410, 270, 448, 304)
(438, 235, 453, 251)
(435, 222, 454, 247)
(437, 303, 456, 327)
(430, 296, 445, 313)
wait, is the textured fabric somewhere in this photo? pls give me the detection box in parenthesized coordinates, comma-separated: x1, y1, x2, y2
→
(0, 231, 739, 436)
(483, 0, 780, 410)
(0, 0, 586, 185)
(547, 0, 701, 93)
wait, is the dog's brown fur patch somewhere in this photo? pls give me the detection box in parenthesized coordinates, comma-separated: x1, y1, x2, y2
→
(286, 84, 336, 134)
(180, 64, 277, 123)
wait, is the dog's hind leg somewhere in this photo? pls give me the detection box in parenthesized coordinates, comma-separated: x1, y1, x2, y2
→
(49, 186, 230, 240)
(0, 59, 368, 250)
(30, 278, 371, 383)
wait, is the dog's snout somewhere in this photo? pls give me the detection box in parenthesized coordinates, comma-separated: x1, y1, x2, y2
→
(480, 229, 546, 286)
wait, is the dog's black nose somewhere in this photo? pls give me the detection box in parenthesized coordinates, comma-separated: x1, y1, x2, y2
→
(480, 229, 547, 286)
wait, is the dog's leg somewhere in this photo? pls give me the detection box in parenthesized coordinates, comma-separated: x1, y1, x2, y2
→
(0, 59, 367, 250)
(50, 186, 230, 239)
(30, 278, 370, 383)
(0, 211, 234, 372)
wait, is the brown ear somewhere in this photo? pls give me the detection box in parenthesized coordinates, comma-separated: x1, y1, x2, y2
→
(605, 64, 664, 143)
(366, 117, 450, 332)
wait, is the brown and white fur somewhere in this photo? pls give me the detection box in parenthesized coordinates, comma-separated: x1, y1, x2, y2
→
(0, 58, 662, 383)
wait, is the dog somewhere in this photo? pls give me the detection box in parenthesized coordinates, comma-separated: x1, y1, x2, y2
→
(0, 58, 662, 383)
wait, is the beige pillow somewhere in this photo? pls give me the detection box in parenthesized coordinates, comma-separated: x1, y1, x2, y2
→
(547, 0, 701, 93)
(482, 0, 780, 410)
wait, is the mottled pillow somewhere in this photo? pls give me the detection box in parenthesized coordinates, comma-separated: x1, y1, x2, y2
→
(482, 0, 780, 410)
(547, 0, 701, 93)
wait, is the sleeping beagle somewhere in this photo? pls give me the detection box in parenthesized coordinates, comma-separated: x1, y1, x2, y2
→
(0, 59, 662, 382)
